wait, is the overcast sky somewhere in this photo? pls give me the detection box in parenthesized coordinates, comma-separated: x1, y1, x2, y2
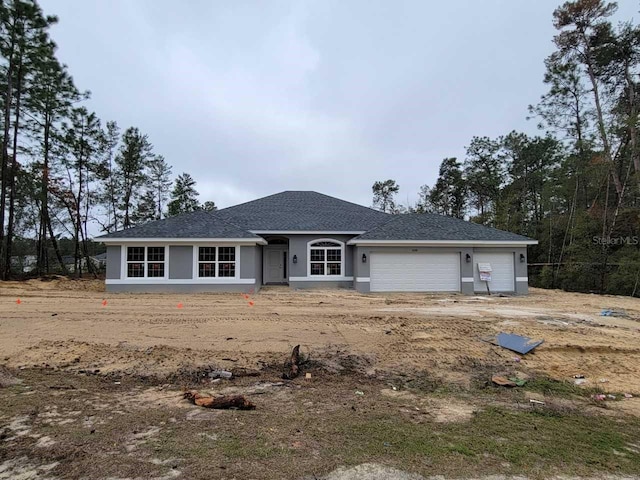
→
(39, 0, 638, 210)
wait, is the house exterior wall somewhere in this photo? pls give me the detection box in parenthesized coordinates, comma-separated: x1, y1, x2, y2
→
(169, 246, 193, 279)
(353, 245, 528, 294)
(285, 234, 356, 289)
(106, 245, 121, 280)
(515, 247, 528, 294)
(240, 246, 257, 280)
(104, 240, 530, 295)
(254, 245, 263, 290)
(105, 243, 259, 293)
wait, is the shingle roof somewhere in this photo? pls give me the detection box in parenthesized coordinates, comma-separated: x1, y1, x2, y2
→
(213, 191, 390, 231)
(98, 210, 260, 239)
(97, 192, 534, 243)
(351, 213, 534, 242)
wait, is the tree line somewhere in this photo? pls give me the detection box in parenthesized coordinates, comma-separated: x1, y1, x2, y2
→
(0, 0, 212, 279)
(372, 0, 640, 296)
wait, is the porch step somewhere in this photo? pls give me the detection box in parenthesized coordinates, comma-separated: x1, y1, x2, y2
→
(260, 284, 290, 291)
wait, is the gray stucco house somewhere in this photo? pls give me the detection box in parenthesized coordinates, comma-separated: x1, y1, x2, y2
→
(100, 191, 537, 294)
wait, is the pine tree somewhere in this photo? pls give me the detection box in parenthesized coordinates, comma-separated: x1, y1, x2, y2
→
(372, 179, 399, 213)
(0, 0, 59, 278)
(131, 189, 157, 224)
(100, 120, 120, 233)
(24, 42, 80, 274)
(56, 107, 104, 276)
(201, 200, 217, 212)
(428, 158, 466, 218)
(464, 137, 504, 225)
(114, 127, 154, 228)
(148, 155, 172, 219)
(168, 173, 200, 216)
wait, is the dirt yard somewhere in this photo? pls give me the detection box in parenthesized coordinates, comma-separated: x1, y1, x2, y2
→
(1, 278, 640, 479)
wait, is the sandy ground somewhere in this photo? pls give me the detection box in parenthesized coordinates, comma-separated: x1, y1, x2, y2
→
(2, 278, 640, 479)
(1, 278, 639, 396)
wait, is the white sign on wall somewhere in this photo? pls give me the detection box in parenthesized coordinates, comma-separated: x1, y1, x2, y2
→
(478, 262, 492, 282)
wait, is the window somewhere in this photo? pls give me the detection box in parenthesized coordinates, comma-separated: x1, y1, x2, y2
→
(309, 240, 343, 276)
(197, 246, 236, 278)
(126, 246, 166, 278)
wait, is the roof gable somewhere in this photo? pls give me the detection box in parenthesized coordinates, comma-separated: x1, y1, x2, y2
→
(214, 191, 390, 231)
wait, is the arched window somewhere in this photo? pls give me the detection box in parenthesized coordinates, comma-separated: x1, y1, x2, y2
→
(308, 239, 344, 277)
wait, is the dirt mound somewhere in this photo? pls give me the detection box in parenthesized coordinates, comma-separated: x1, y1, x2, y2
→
(2, 285, 640, 396)
(6, 340, 277, 383)
(0, 276, 104, 292)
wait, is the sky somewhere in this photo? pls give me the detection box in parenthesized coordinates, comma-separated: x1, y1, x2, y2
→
(39, 0, 639, 210)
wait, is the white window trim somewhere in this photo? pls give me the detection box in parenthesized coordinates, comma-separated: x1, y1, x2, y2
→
(121, 244, 169, 282)
(103, 237, 267, 245)
(106, 278, 256, 285)
(307, 238, 345, 278)
(192, 244, 241, 282)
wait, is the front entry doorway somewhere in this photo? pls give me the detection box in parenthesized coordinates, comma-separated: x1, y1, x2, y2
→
(263, 238, 289, 285)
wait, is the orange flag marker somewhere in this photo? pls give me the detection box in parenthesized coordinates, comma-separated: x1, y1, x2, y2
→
(248, 301, 254, 307)
(101, 299, 108, 307)
(16, 298, 21, 305)
(177, 302, 184, 309)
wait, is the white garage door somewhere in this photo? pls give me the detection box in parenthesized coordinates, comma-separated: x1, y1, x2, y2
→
(370, 252, 460, 292)
(473, 252, 515, 292)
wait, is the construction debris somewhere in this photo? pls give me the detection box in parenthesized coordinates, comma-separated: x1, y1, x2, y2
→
(600, 308, 627, 317)
(282, 345, 302, 380)
(208, 370, 232, 379)
(485, 332, 544, 355)
(509, 377, 527, 387)
(183, 390, 255, 410)
(491, 375, 516, 387)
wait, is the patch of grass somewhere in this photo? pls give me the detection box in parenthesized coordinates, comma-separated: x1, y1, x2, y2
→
(524, 376, 628, 404)
(332, 406, 640, 476)
(524, 377, 585, 397)
(3, 366, 640, 480)
(446, 444, 474, 456)
(218, 435, 281, 459)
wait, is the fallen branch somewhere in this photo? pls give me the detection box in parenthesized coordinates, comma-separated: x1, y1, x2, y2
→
(183, 390, 255, 410)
